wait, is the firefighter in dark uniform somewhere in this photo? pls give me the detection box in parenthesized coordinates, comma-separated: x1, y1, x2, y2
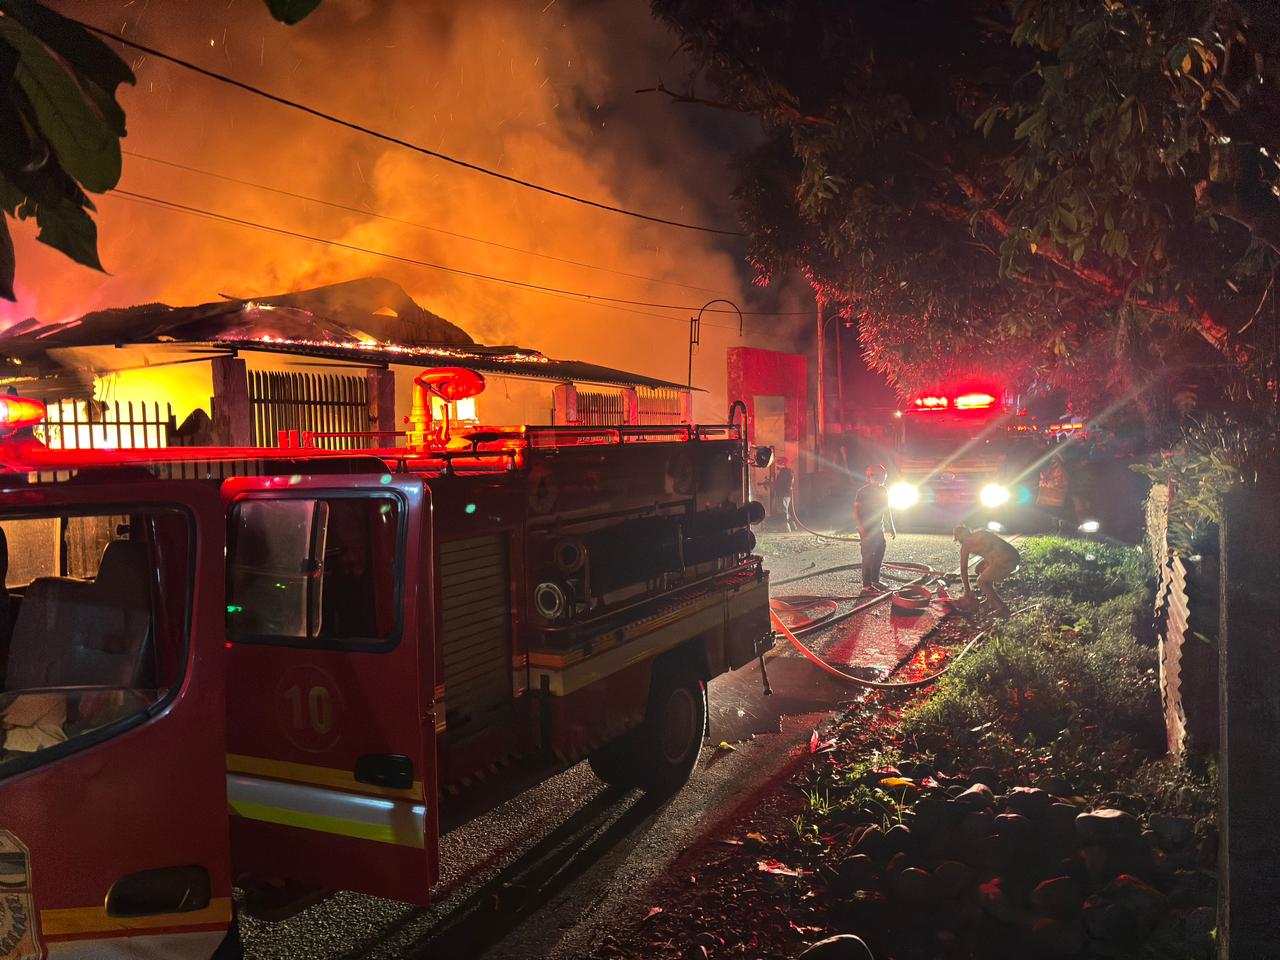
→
(854, 464, 895, 591)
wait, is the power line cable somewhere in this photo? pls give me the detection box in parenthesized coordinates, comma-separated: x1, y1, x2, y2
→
(107, 189, 761, 327)
(77, 19, 744, 237)
(122, 150, 730, 297)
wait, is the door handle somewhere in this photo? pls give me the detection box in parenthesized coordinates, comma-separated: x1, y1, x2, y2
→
(106, 865, 211, 917)
(354, 753, 414, 790)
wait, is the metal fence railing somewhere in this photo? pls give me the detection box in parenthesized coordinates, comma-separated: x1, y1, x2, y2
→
(248, 371, 373, 449)
(37, 399, 175, 451)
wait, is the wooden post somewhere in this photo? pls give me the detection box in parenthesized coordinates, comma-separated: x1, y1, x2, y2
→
(367, 368, 396, 443)
(1218, 486, 1280, 959)
(552, 383, 578, 425)
(211, 356, 251, 446)
(621, 387, 639, 425)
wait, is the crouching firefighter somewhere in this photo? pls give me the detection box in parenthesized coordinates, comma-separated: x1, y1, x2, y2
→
(953, 524, 1020, 617)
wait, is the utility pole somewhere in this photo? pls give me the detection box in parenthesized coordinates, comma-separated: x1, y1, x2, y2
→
(836, 317, 845, 434)
(816, 295, 825, 456)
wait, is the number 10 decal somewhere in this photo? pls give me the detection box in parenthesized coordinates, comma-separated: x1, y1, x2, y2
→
(275, 665, 343, 752)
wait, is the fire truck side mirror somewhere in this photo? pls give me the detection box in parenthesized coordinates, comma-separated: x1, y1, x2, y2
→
(751, 446, 774, 469)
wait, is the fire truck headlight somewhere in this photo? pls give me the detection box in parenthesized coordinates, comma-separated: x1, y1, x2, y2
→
(888, 482, 919, 510)
(980, 483, 1011, 508)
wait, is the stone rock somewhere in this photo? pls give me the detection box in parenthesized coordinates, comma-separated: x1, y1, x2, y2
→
(959, 809, 995, 842)
(1082, 896, 1130, 943)
(1150, 814, 1195, 849)
(956, 782, 995, 808)
(835, 854, 878, 892)
(1168, 868, 1217, 909)
(1076, 808, 1142, 845)
(911, 796, 957, 835)
(1081, 845, 1118, 884)
(1048, 802, 1080, 838)
(893, 866, 936, 902)
(884, 851, 908, 878)
(882, 823, 914, 855)
(1102, 874, 1166, 938)
(1028, 916, 1084, 957)
(1036, 774, 1072, 797)
(977, 876, 1018, 923)
(969, 766, 1001, 790)
(1004, 786, 1052, 819)
(994, 812, 1034, 843)
(1032, 876, 1083, 917)
(796, 934, 875, 960)
(1185, 905, 1216, 944)
(932, 860, 973, 898)
(851, 825, 884, 858)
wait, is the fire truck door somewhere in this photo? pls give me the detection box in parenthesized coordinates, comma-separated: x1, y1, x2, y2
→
(0, 480, 232, 959)
(221, 473, 437, 905)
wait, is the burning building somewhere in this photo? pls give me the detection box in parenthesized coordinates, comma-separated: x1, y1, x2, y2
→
(0, 277, 692, 453)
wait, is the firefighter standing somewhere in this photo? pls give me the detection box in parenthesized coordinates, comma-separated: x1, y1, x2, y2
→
(1037, 453, 1069, 532)
(854, 464, 895, 591)
(953, 524, 1020, 617)
(774, 459, 795, 532)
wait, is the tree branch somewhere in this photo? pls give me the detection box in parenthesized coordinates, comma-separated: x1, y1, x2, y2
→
(636, 79, 835, 127)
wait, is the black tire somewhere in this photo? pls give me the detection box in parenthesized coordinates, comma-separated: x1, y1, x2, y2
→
(212, 912, 244, 960)
(633, 668, 706, 796)
(588, 728, 640, 788)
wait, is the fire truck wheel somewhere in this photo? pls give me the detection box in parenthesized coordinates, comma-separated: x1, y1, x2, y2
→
(587, 731, 640, 788)
(212, 912, 244, 960)
(635, 671, 706, 795)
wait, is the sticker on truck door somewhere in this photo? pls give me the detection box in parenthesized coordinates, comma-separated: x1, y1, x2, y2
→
(0, 832, 41, 960)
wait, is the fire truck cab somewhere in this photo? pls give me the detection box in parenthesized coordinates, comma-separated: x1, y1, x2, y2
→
(885, 387, 1046, 531)
(0, 373, 771, 958)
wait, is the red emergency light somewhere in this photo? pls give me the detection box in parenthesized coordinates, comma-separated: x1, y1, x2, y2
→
(953, 392, 997, 410)
(0, 395, 46, 436)
(911, 396, 949, 410)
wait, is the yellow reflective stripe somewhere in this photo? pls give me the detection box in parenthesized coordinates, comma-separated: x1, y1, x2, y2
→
(40, 897, 232, 937)
(228, 799, 424, 848)
(226, 753, 424, 801)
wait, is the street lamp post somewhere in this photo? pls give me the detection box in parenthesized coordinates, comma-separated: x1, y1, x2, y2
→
(688, 299, 743, 388)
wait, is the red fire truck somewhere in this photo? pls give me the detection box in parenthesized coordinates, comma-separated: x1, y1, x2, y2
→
(0, 371, 771, 959)
(885, 387, 1046, 530)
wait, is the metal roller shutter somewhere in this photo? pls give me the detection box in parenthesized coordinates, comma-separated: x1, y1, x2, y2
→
(440, 535, 511, 728)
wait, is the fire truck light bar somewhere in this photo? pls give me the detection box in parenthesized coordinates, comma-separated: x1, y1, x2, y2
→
(912, 396, 949, 410)
(0, 396, 46, 435)
(953, 393, 996, 410)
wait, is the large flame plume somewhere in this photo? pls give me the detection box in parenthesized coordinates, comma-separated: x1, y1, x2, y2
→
(3, 0, 804, 415)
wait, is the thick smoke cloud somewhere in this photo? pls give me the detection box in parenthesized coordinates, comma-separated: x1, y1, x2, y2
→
(3, 0, 806, 414)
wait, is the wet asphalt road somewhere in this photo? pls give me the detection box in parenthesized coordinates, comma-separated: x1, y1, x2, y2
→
(239, 531, 956, 960)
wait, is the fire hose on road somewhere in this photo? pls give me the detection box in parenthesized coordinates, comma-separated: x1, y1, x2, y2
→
(763, 505, 1028, 688)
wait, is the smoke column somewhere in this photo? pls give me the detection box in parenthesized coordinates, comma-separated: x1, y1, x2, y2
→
(2, 0, 807, 413)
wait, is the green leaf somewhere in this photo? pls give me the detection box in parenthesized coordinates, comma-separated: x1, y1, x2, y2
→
(0, 18, 120, 192)
(264, 0, 323, 24)
(1013, 108, 1046, 141)
(0, 0, 134, 94)
(34, 197, 102, 271)
(0, 214, 14, 300)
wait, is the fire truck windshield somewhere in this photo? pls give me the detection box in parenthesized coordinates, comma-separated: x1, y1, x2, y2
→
(0, 506, 191, 779)
(901, 413, 1015, 456)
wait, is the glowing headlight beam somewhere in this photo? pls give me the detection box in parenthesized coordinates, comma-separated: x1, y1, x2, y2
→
(1078, 520, 1100, 533)
(888, 482, 920, 510)
(979, 483, 1011, 508)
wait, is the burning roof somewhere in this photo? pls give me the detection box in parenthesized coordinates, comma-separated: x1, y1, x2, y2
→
(0, 277, 689, 391)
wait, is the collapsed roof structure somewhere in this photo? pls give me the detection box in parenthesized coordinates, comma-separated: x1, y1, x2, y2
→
(0, 276, 689, 398)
